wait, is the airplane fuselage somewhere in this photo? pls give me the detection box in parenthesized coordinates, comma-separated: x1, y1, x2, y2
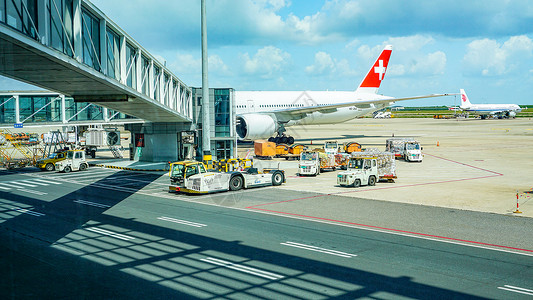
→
(461, 104, 522, 115)
(234, 90, 393, 126)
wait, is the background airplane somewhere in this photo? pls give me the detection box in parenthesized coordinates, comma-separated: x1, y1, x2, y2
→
(458, 89, 522, 119)
(234, 45, 452, 144)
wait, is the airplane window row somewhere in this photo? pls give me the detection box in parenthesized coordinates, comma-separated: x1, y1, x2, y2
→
(235, 104, 305, 108)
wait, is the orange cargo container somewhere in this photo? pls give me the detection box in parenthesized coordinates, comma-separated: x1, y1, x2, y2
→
(275, 144, 290, 155)
(344, 142, 362, 153)
(254, 140, 276, 157)
(289, 144, 306, 155)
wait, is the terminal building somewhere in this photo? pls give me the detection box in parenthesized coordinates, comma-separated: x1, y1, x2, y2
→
(0, 0, 236, 162)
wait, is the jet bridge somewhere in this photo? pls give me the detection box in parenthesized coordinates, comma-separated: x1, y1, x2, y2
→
(0, 0, 192, 122)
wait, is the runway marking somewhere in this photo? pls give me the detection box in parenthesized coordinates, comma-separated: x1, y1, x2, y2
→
(281, 241, 357, 258)
(497, 285, 533, 296)
(20, 180, 49, 186)
(16, 189, 47, 195)
(32, 178, 62, 185)
(85, 227, 135, 241)
(200, 257, 284, 280)
(11, 207, 45, 217)
(73, 200, 111, 209)
(157, 216, 207, 227)
(10, 181, 38, 187)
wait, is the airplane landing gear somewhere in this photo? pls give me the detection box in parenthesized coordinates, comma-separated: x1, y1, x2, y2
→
(268, 122, 295, 145)
(268, 134, 295, 145)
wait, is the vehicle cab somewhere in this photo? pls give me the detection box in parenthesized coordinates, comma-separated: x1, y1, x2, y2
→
(299, 151, 320, 176)
(404, 142, 423, 162)
(337, 157, 378, 187)
(324, 141, 339, 155)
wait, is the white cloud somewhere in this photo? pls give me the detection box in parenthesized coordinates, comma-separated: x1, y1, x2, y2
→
(463, 35, 533, 76)
(305, 52, 335, 75)
(408, 51, 446, 75)
(241, 46, 291, 78)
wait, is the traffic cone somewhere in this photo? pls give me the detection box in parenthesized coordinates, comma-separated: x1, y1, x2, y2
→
(437, 141, 440, 147)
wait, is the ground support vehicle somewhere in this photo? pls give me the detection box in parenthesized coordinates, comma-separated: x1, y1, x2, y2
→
(299, 151, 337, 176)
(36, 150, 68, 171)
(299, 151, 320, 176)
(337, 150, 396, 187)
(168, 161, 285, 194)
(385, 138, 423, 162)
(324, 141, 340, 155)
(55, 150, 89, 173)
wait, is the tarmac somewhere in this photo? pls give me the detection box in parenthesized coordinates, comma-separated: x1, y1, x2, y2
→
(89, 117, 533, 218)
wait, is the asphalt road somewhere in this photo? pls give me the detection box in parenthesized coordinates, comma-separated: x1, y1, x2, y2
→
(1, 167, 532, 299)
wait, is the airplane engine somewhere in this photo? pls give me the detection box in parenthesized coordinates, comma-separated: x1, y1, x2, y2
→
(508, 111, 517, 118)
(236, 114, 278, 140)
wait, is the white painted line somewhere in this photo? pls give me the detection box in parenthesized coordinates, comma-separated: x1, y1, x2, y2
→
(85, 227, 135, 241)
(16, 189, 47, 196)
(498, 285, 533, 296)
(52, 172, 109, 178)
(200, 257, 284, 280)
(20, 180, 49, 186)
(12, 207, 45, 217)
(157, 216, 207, 228)
(281, 241, 357, 258)
(74, 200, 111, 209)
(10, 181, 38, 187)
(32, 178, 62, 185)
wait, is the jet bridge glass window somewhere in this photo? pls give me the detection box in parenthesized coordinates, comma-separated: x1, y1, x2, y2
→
(141, 56, 150, 96)
(153, 66, 161, 101)
(125, 44, 137, 89)
(106, 28, 121, 80)
(49, 0, 74, 57)
(3, 0, 38, 39)
(19, 96, 54, 123)
(0, 96, 16, 123)
(81, 9, 101, 71)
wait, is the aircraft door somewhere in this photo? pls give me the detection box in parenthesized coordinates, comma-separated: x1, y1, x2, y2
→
(247, 100, 255, 113)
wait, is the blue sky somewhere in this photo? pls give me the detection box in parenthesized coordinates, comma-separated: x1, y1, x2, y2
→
(2, 0, 533, 106)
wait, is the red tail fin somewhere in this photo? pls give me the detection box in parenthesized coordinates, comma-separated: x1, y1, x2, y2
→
(356, 45, 392, 94)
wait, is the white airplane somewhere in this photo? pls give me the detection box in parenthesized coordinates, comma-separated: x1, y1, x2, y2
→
(235, 45, 452, 143)
(458, 89, 522, 119)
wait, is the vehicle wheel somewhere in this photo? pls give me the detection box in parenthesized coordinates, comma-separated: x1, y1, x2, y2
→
(229, 176, 243, 191)
(353, 179, 361, 187)
(64, 166, 71, 173)
(368, 176, 376, 186)
(80, 163, 88, 171)
(287, 136, 295, 145)
(272, 171, 284, 186)
(279, 136, 288, 144)
(45, 163, 55, 171)
(268, 137, 276, 143)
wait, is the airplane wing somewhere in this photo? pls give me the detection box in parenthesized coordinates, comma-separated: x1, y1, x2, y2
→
(270, 93, 453, 120)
